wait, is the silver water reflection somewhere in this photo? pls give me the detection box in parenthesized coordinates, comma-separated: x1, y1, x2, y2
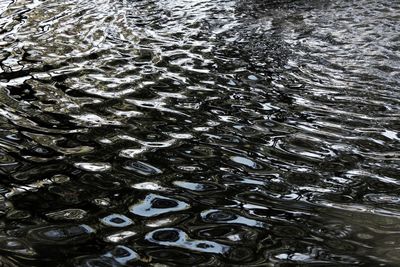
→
(0, 0, 399, 265)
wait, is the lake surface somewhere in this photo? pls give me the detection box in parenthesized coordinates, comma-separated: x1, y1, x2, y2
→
(0, 0, 399, 266)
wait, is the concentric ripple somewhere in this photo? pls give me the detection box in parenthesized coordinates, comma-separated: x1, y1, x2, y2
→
(0, 0, 399, 265)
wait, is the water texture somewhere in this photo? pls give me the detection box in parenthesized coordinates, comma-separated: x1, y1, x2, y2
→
(0, 0, 399, 265)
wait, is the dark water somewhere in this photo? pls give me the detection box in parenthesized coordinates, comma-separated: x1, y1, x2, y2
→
(0, 0, 399, 266)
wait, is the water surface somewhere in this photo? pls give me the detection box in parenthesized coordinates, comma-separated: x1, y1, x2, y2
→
(0, 0, 399, 265)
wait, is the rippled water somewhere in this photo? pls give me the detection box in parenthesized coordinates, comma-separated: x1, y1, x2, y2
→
(0, 0, 399, 265)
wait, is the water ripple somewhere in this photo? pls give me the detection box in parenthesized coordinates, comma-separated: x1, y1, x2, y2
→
(0, 0, 399, 265)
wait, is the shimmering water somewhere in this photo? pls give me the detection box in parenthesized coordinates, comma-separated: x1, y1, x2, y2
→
(0, 0, 399, 265)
